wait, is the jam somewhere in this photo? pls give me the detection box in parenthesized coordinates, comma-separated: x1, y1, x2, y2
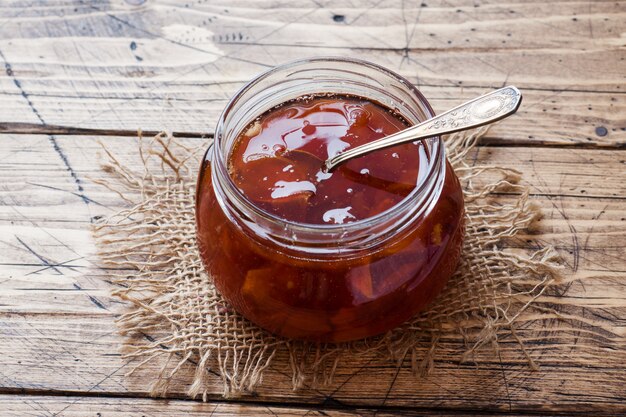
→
(197, 92, 464, 342)
(228, 96, 425, 224)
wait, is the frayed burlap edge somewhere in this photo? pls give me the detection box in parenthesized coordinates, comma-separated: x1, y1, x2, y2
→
(92, 128, 565, 399)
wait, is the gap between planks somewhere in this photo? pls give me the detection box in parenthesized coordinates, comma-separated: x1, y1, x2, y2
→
(0, 388, 618, 417)
(1, 124, 624, 150)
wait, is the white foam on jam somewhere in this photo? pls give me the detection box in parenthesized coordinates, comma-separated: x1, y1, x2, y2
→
(271, 180, 316, 199)
(315, 169, 333, 182)
(322, 207, 355, 224)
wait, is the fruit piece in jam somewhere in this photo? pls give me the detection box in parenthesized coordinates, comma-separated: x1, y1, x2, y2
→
(196, 94, 465, 342)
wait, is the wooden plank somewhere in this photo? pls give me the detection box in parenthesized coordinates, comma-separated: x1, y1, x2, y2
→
(0, 314, 624, 413)
(0, 394, 549, 417)
(0, 134, 624, 413)
(2, 135, 625, 208)
(2, 194, 624, 311)
(0, 0, 623, 145)
(0, 394, 357, 417)
(1, 133, 624, 286)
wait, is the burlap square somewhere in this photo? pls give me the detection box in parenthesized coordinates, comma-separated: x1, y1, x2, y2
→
(93, 128, 564, 399)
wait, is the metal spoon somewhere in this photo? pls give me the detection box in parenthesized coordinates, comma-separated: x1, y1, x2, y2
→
(324, 86, 522, 172)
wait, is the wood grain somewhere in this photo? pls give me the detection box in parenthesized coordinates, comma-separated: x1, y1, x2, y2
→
(0, 0, 623, 145)
(0, 134, 624, 414)
(0, 394, 556, 417)
(0, 313, 624, 413)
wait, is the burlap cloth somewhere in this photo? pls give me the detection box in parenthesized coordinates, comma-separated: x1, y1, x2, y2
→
(93, 127, 563, 399)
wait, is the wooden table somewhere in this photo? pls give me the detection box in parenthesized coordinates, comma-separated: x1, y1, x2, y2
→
(1, 1, 624, 415)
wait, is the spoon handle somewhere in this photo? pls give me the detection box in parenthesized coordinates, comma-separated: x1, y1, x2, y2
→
(324, 86, 522, 172)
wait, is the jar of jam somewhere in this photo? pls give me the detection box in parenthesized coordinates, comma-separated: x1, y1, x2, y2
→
(196, 58, 464, 342)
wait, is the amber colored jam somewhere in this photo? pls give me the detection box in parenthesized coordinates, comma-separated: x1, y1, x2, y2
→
(228, 96, 423, 224)
(196, 95, 465, 342)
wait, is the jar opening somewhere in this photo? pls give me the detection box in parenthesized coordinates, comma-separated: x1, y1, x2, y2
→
(210, 57, 445, 253)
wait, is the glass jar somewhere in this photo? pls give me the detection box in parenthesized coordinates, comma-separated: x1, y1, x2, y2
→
(196, 57, 464, 342)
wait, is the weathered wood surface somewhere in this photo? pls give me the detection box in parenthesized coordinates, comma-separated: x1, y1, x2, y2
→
(0, 134, 624, 415)
(0, 0, 625, 415)
(0, 0, 624, 147)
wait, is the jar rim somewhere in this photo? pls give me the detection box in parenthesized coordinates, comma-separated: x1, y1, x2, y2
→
(211, 56, 443, 239)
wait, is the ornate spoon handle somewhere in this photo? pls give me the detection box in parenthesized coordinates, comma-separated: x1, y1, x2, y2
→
(324, 86, 522, 172)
